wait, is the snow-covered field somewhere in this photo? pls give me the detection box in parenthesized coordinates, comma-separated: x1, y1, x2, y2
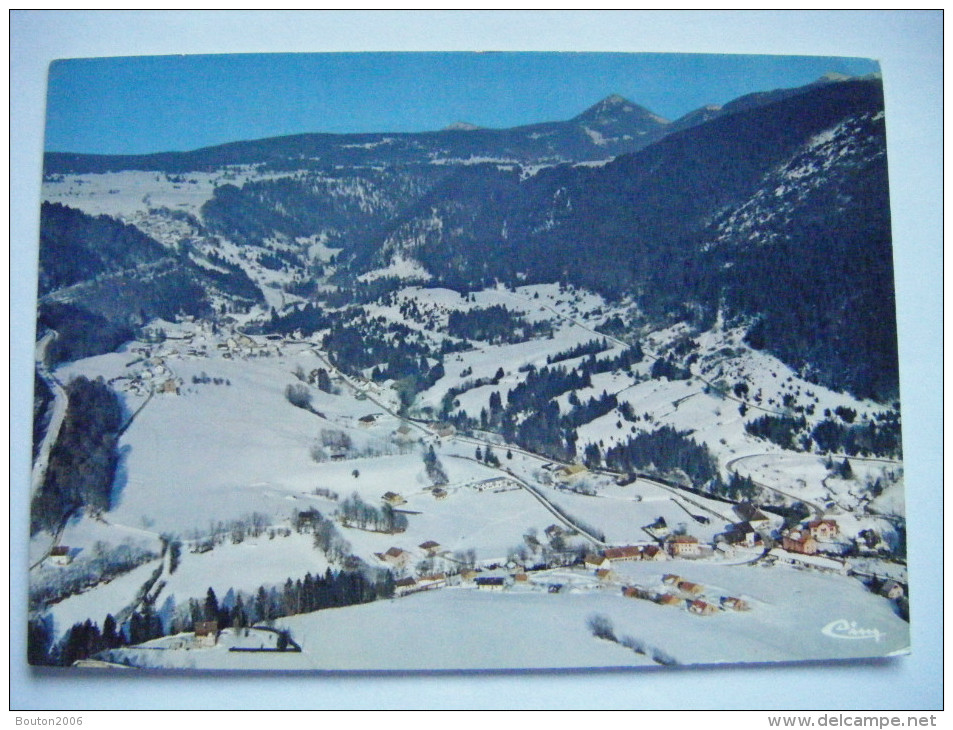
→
(105, 558, 909, 671)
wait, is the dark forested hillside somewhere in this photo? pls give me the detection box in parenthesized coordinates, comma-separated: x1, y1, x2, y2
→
(36, 203, 264, 364)
(31, 376, 123, 534)
(356, 79, 896, 400)
(38, 202, 168, 296)
(38, 78, 898, 400)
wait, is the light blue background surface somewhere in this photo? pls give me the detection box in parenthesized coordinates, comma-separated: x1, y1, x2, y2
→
(9, 10, 943, 710)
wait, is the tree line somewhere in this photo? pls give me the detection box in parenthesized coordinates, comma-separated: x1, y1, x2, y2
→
(31, 376, 123, 534)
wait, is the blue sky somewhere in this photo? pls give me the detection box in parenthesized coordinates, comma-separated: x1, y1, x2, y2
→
(44, 52, 879, 155)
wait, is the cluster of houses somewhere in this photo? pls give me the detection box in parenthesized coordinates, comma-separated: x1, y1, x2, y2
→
(375, 539, 443, 571)
(110, 357, 182, 397)
(781, 518, 840, 555)
(621, 574, 751, 617)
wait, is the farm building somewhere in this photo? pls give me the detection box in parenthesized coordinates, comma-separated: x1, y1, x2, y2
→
(782, 529, 818, 555)
(194, 621, 219, 647)
(689, 600, 718, 616)
(377, 547, 412, 569)
(667, 535, 702, 558)
(603, 546, 644, 562)
(475, 577, 506, 591)
(721, 596, 751, 611)
(418, 540, 442, 556)
(734, 503, 771, 525)
(47, 546, 73, 566)
(807, 519, 840, 542)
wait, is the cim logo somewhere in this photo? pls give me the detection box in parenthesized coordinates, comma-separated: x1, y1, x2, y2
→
(822, 619, 887, 643)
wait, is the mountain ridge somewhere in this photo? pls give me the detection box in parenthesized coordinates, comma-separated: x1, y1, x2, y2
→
(43, 76, 866, 175)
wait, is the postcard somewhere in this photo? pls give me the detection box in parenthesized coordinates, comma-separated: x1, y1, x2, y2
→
(28, 52, 907, 671)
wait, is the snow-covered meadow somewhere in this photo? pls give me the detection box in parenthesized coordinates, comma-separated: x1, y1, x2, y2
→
(104, 557, 909, 671)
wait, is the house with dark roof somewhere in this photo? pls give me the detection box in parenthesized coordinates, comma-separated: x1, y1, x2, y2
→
(395, 577, 418, 596)
(418, 540, 441, 556)
(475, 576, 506, 591)
(194, 621, 219, 647)
(603, 546, 644, 562)
(735, 502, 771, 525)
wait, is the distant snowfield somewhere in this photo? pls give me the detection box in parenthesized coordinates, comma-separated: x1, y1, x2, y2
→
(42, 168, 271, 219)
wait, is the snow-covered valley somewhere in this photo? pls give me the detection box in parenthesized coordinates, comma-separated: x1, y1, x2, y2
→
(29, 282, 907, 671)
(28, 75, 907, 672)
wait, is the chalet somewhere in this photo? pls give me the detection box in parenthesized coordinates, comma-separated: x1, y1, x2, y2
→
(641, 545, 667, 561)
(879, 580, 905, 600)
(418, 540, 442, 556)
(721, 522, 762, 548)
(393, 423, 416, 444)
(474, 477, 511, 492)
(603, 546, 643, 562)
(417, 573, 448, 590)
(661, 574, 682, 586)
(769, 547, 848, 574)
(378, 547, 411, 568)
(782, 529, 818, 555)
(595, 568, 617, 582)
(294, 509, 322, 530)
(459, 570, 479, 583)
(194, 621, 219, 647)
(656, 593, 683, 607)
(159, 378, 179, 395)
(358, 414, 380, 427)
(688, 599, 718, 616)
(556, 464, 588, 482)
(434, 423, 456, 438)
(547, 583, 563, 594)
(381, 491, 407, 506)
(676, 580, 705, 596)
(721, 596, 751, 612)
(584, 554, 611, 571)
(807, 518, 840, 542)
(734, 503, 771, 525)
(48, 546, 73, 566)
(394, 577, 418, 596)
(644, 516, 670, 539)
(514, 572, 530, 583)
(667, 535, 702, 558)
(622, 586, 652, 600)
(432, 488, 448, 500)
(475, 576, 506, 591)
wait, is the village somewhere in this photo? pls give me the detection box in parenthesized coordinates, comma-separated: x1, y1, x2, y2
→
(31, 285, 908, 669)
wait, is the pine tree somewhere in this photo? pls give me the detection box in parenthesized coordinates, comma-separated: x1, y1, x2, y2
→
(204, 587, 220, 623)
(102, 614, 122, 649)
